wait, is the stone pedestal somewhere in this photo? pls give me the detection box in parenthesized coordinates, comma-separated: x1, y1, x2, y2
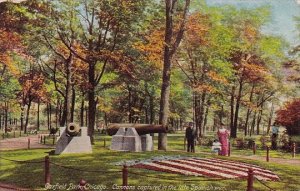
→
(110, 127, 142, 152)
(122, 128, 142, 152)
(141, 134, 153, 151)
(110, 128, 126, 151)
(55, 126, 92, 154)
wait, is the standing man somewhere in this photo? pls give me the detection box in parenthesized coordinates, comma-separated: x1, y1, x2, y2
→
(185, 122, 195, 152)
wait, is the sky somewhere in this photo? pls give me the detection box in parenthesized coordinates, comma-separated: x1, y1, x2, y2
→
(205, 0, 300, 47)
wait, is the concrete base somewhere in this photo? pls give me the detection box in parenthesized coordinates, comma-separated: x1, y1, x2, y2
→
(110, 135, 125, 151)
(141, 134, 153, 151)
(55, 127, 92, 154)
(110, 127, 142, 152)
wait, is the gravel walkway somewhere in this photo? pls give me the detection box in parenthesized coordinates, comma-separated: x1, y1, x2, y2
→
(230, 154, 300, 165)
(0, 134, 54, 150)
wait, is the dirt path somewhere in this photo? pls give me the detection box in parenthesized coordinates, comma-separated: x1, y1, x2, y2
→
(171, 149, 300, 165)
(0, 135, 54, 150)
(230, 154, 300, 165)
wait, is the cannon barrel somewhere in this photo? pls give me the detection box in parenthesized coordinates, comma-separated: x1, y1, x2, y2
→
(66, 123, 80, 136)
(107, 123, 167, 136)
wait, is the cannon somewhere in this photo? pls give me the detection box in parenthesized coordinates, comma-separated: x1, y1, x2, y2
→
(66, 123, 81, 136)
(107, 123, 167, 136)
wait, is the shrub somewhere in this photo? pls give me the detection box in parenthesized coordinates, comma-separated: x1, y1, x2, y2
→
(245, 137, 255, 149)
(234, 137, 247, 149)
(260, 135, 271, 149)
(49, 128, 58, 135)
(198, 136, 214, 146)
(279, 132, 290, 151)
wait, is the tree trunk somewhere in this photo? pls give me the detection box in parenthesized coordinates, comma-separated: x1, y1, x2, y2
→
(256, 94, 265, 135)
(158, 0, 190, 150)
(65, 55, 73, 127)
(199, 92, 206, 136)
(55, 98, 59, 128)
(37, 100, 40, 131)
(158, 54, 171, 150)
(88, 62, 96, 144)
(230, 86, 235, 138)
(158, 0, 173, 150)
(180, 118, 183, 130)
(60, 100, 67, 127)
(49, 103, 52, 129)
(128, 86, 132, 123)
(71, 86, 76, 122)
(47, 103, 50, 130)
(267, 102, 274, 134)
(232, 80, 243, 138)
(80, 94, 85, 127)
(104, 112, 108, 128)
(20, 105, 24, 131)
(4, 102, 8, 133)
(244, 84, 255, 136)
(194, 93, 201, 138)
(250, 111, 257, 137)
(24, 101, 31, 133)
(202, 101, 210, 136)
(256, 108, 263, 135)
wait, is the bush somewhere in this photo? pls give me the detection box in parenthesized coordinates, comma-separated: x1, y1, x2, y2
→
(245, 137, 255, 149)
(260, 135, 271, 149)
(234, 137, 247, 149)
(49, 128, 58, 135)
(198, 136, 214, 146)
(279, 132, 290, 151)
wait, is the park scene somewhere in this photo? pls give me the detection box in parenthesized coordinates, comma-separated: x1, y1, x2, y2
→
(0, 0, 300, 190)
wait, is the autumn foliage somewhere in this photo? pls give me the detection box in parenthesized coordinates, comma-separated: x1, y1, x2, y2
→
(276, 99, 300, 135)
(18, 71, 49, 104)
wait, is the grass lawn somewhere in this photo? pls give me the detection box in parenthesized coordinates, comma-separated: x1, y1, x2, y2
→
(0, 133, 299, 191)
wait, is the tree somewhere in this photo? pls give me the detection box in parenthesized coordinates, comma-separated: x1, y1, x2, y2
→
(218, 6, 286, 138)
(276, 99, 300, 135)
(17, 71, 48, 133)
(22, 0, 149, 143)
(178, 9, 234, 138)
(158, 0, 190, 150)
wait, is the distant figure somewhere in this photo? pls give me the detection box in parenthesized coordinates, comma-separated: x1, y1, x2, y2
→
(271, 123, 279, 149)
(212, 139, 222, 155)
(217, 123, 230, 156)
(185, 122, 196, 152)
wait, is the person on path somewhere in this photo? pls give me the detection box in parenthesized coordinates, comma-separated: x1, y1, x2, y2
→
(217, 123, 230, 156)
(271, 122, 279, 149)
(185, 122, 196, 152)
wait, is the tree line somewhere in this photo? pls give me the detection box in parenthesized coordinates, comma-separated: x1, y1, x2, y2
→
(1, 0, 299, 149)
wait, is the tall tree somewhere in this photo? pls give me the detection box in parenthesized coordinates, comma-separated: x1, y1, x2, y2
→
(158, 0, 190, 150)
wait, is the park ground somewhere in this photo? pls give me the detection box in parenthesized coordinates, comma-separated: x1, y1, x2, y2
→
(0, 131, 300, 191)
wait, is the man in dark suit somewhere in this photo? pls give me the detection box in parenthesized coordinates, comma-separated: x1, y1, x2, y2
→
(185, 122, 195, 152)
